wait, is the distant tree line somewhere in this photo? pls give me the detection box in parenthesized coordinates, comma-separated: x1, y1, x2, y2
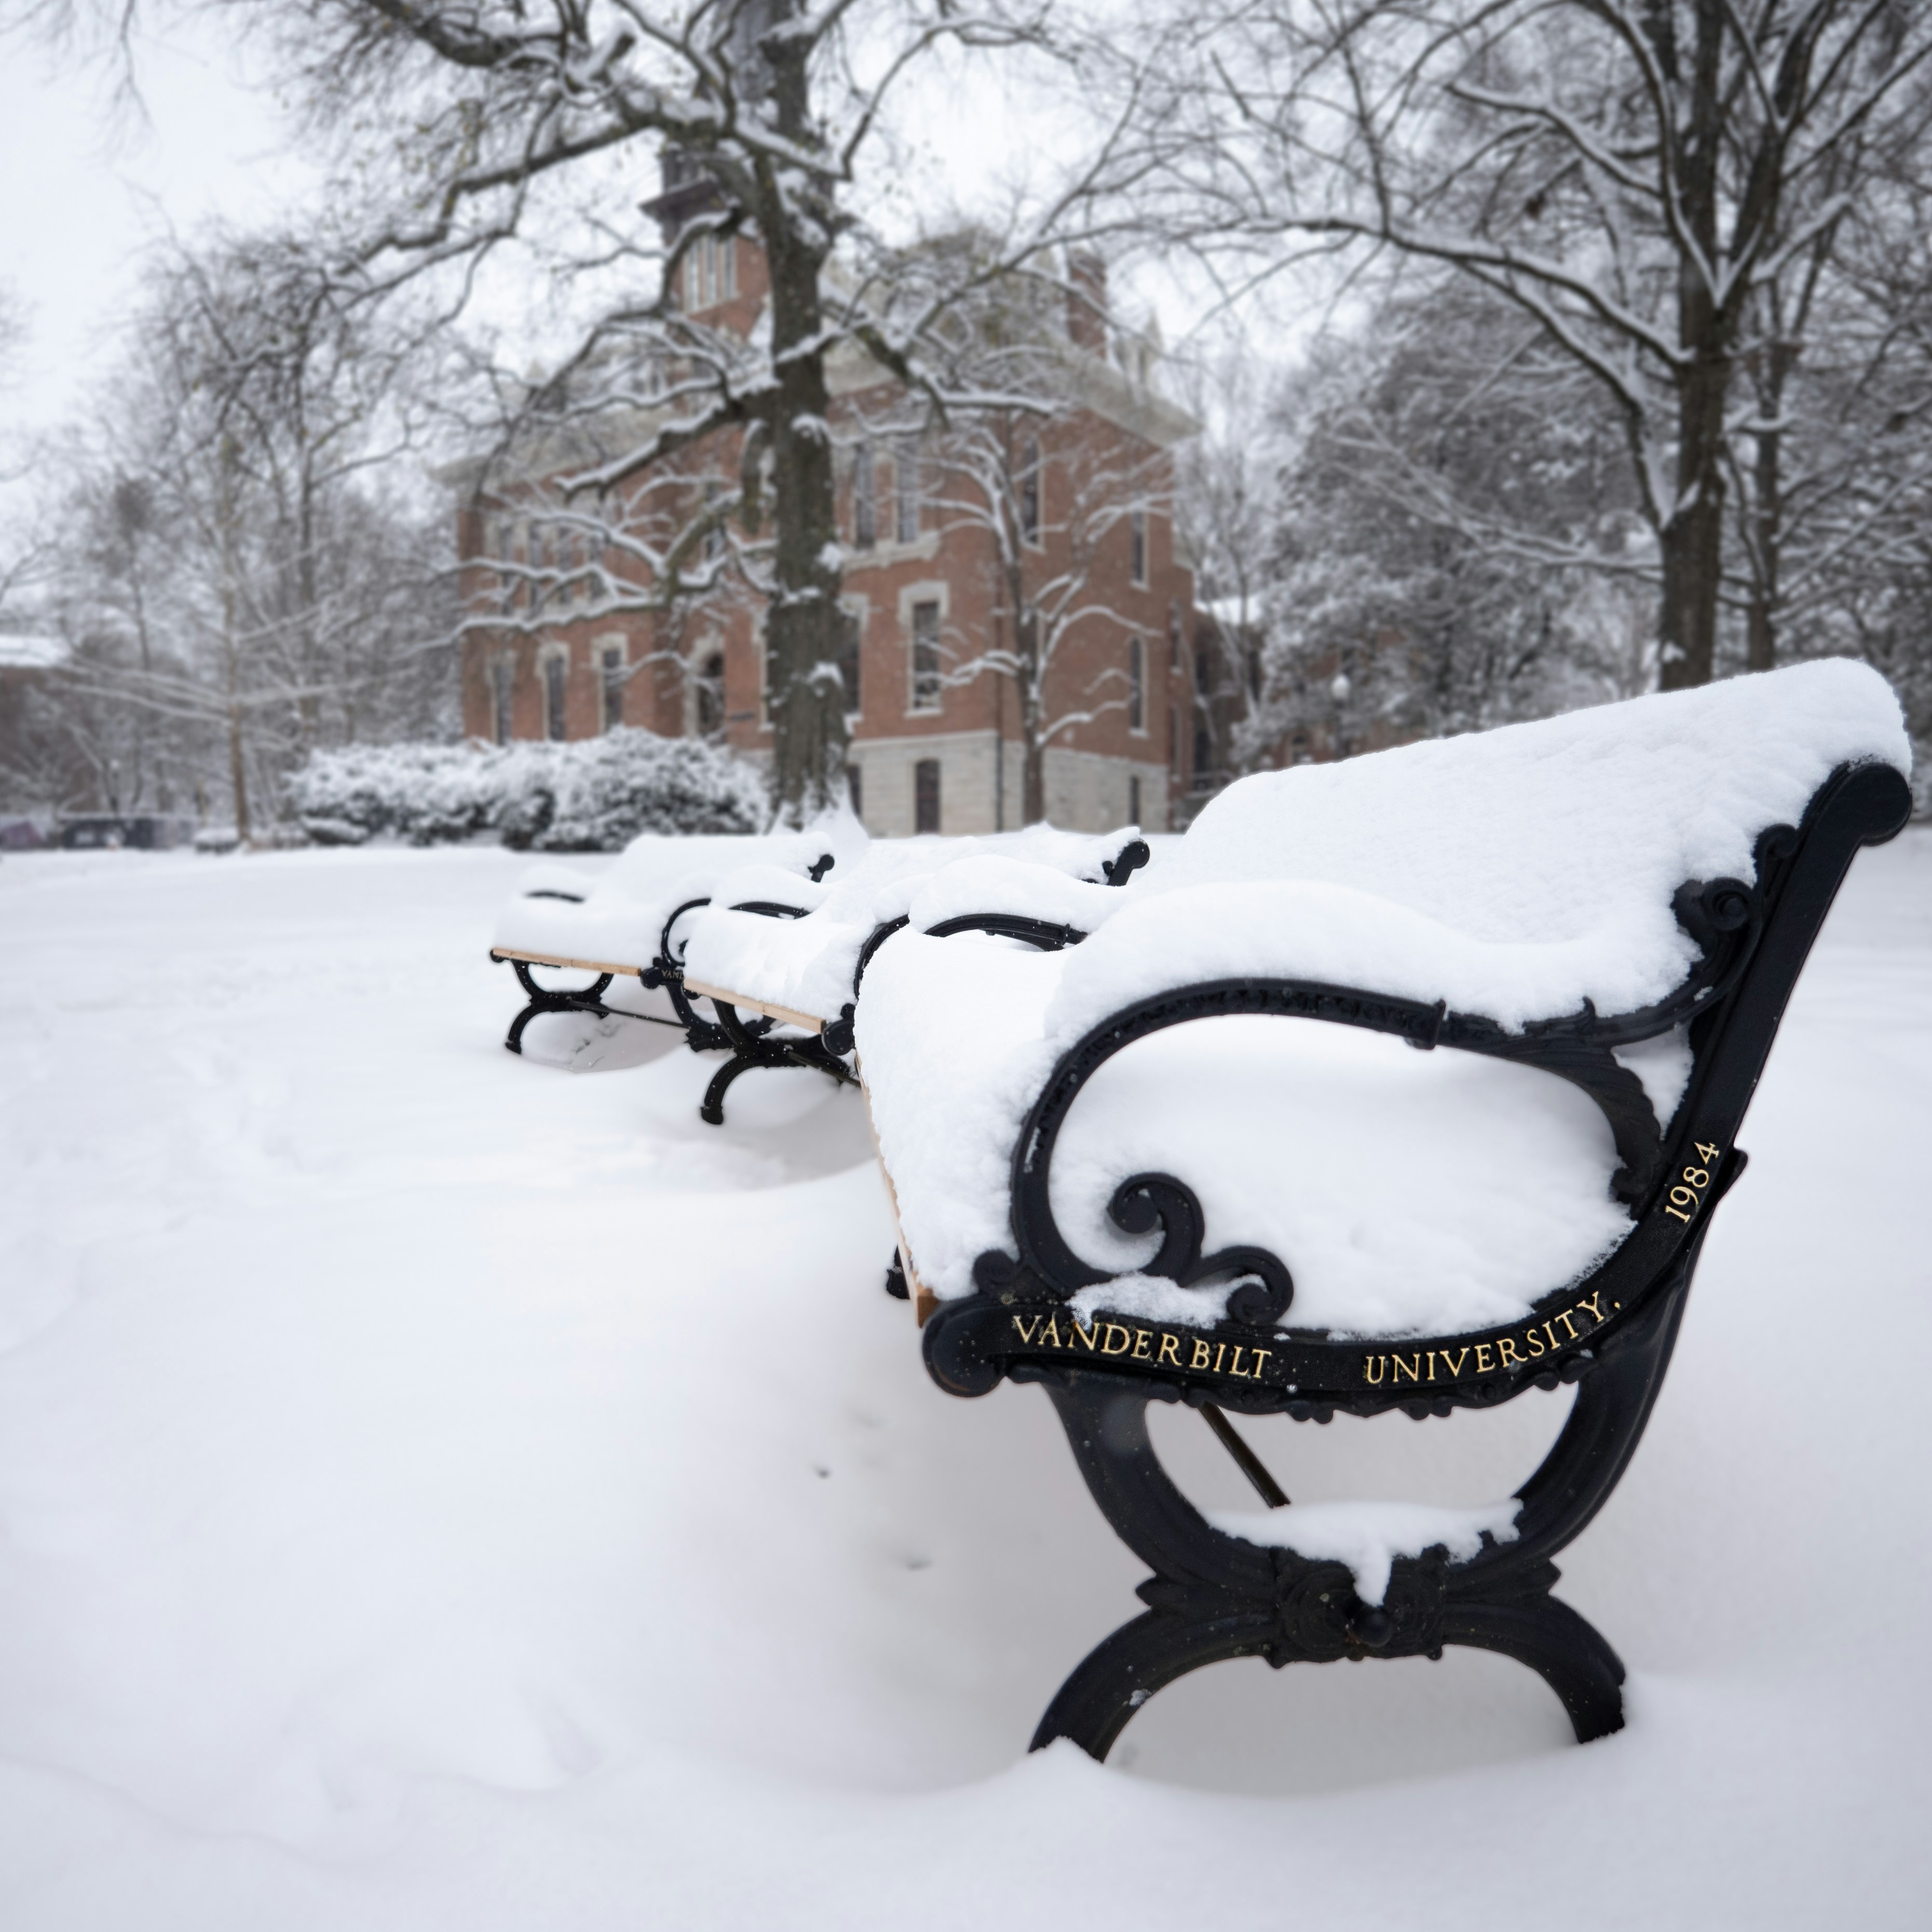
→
(0, 236, 455, 833)
(1166, 2, 1932, 793)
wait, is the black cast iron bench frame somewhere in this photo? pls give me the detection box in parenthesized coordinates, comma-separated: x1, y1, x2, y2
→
(488, 858, 848, 1123)
(913, 760, 1910, 1759)
(660, 838, 1152, 1127)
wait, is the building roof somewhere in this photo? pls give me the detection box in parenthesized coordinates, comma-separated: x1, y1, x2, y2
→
(0, 633, 64, 672)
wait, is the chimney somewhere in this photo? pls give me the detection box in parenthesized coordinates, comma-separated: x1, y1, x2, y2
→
(1066, 250, 1109, 356)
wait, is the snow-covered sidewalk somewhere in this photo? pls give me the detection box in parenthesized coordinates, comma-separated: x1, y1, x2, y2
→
(0, 837, 1927, 1929)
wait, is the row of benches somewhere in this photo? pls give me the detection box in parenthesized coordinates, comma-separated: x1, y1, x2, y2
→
(488, 659, 1913, 1759)
(491, 823, 1147, 1121)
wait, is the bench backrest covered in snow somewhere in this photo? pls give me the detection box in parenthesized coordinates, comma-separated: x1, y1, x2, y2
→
(850, 660, 1913, 1761)
(486, 822, 1149, 1123)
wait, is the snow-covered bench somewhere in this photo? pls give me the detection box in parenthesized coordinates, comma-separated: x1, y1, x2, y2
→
(490, 823, 1150, 1126)
(853, 660, 1912, 1759)
(488, 829, 850, 1066)
(671, 826, 1149, 1128)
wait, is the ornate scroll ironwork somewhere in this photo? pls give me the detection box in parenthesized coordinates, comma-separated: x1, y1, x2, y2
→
(917, 757, 1911, 1757)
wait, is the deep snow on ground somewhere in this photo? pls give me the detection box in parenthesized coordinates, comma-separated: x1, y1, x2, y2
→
(0, 834, 1928, 1929)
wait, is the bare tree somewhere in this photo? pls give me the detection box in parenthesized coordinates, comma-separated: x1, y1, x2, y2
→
(13, 237, 452, 831)
(221, 0, 1092, 823)
(1137, 0, 1932, 688)
(1245, 278, 1657, 762)
(1172, 346, 1282, 782)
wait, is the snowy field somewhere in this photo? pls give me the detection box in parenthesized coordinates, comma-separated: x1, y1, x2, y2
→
(0, 834, 1928, 1929)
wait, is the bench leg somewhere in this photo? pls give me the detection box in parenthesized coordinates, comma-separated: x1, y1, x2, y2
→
(1024, 1264, 1694, 1760)
(700, 1053, 765, 1126)
(1437, 1595, 1626, 1745)
(695, 999, 856, 1127)
(501, 960, 616, 1055)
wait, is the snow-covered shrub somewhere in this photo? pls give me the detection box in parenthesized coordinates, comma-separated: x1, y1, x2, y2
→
(285, 742, 494, 845)
(527, 730, 767, 850)
(284, 731, 765, 849)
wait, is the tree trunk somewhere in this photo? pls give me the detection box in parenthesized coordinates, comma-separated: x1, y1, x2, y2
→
(1744, 342, 1792, 674)
(1659, 0, 1730, 693)
(1657, 356, 1728, 690)
(228, 702, 251, 845)
(1022, 702, 1045, 825)
(758, 8, 849, 825)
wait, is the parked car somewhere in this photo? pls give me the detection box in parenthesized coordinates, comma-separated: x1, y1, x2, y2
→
(56, 815, 195, 851)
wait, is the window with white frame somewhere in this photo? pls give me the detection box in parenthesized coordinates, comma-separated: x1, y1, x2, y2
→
(1019, 438, 1042, 546)
(1130, 508, 1148, 586)
(684, 232, 737, 312)
(1127, 635, 1146, 732)
(837, 605, 863, 716)
(541, 648, 568, 741)
(895, 434, 920, 543)
(600, 642, 627, 731)
(909, 600, 942, 712)
(492, 654, 514, 745)
(852, 443, 877, 551)
(696, 649, 726, 737)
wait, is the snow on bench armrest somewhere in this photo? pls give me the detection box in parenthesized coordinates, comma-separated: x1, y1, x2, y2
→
(904, 856, 1127, 939)
(855, 661, 1912, 1341)
(1167, 658, 1909, 950)
(679, 828, 1144, 1025)
(491, 824, 858, 969)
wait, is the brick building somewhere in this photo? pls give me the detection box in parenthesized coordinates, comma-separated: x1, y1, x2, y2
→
(453, 207, 1201, 834)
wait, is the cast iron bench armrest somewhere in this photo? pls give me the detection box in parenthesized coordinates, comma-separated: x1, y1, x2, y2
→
(877, 752, 1911, 1765)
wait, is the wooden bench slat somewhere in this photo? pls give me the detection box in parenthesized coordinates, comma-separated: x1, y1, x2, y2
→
(681, 976, 827, 1035)
(490, 947, 646, 977)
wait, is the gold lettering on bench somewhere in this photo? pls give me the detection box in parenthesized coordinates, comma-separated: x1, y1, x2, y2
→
(1005, 1314, 1277, 1382)
(1368, 1288, 1636, 1387)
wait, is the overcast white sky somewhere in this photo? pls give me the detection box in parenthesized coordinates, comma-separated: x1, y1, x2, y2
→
(0, 17, 317, 437)
(0, 5, 1300, 532)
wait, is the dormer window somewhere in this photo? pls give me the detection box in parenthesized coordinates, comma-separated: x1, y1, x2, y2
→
(683, 232, 738, 311)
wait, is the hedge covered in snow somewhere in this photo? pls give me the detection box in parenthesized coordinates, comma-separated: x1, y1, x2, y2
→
(285, 731, 768, 849)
